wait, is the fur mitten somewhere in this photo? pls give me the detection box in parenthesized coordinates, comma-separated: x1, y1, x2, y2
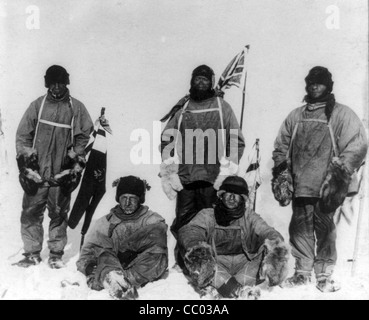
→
(160, 157, 183, 200)
(213, 157, 239, 191)
(271, 161, 293, 207)
(16, 148, 43, 196)
(54, 149, 86, 195)
(103, 270, 138, 300)
(260, 238, 289, 287)
(184, 242, 216, 289)
(319, 158, 351, 213)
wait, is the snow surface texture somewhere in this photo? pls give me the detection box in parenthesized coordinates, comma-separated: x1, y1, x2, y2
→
(1, 156, 368, 300)
(0, 0, 368, 301)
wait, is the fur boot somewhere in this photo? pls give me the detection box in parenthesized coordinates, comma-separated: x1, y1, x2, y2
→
(16, 148, 43, 196)
(184, 242, 216, 289)
(271, 161, 293, 207)
(213, 157, 239, 191)
(260, 238, 289, 287)
(160, 157, 183, 200)
(319, 157, 351, 213)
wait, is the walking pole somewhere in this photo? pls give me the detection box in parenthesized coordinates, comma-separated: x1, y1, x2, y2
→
(351, 150, 368, 276)
(239, 63, 248, 130)
(253, 139, 260, 211)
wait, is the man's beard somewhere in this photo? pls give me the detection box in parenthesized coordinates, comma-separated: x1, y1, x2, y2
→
(49, 88, 68, 100)
(189, 86, 215, 101)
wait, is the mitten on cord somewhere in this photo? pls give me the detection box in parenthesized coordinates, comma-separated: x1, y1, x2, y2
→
(54, 149, 86, 195)
(102, 270, 138, 300)
(319, 158, 351, 213)
(271, 161, 293, 207)
(85, 263, 102, 291)
(260, 238, 289, 287)
(184, 242, 216, 289)
(16, 148, 43, 196)
(159, 157, 183, 200)
(213, 157, 239, 191)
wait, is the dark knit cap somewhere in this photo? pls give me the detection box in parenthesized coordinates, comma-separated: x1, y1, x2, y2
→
(219, 176, 249, 197)
(305, 66, 334, 93)
(191, 65, 215, 87)
(115, 176, 150, 203)
(44, 65, 70, 88)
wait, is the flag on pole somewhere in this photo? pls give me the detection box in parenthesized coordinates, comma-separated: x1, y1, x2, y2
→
(241, 139, 261, 210)
(68, 108, 112, 247)
(216, 45, 250, 92)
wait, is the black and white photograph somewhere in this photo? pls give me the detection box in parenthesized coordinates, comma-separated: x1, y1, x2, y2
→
(0, 0, 368, 303)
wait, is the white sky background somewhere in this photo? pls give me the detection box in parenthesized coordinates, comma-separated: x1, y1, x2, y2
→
(0, 0, 368, 299)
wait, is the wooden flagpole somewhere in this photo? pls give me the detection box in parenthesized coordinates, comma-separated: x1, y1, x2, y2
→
(239, 45, 250, 130)
(252, 138, 260, 211)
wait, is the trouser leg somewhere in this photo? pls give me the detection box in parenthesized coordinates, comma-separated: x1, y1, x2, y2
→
(314, 203, 337, 276)
(47, 186, 70, 256)
(172, 181, 217, 236)
(234, 254, 263, 287)
(289, 198, 316, 273)
(195, 182, 217, 212)
(20, 187, 49, 254)
(213, 255, 233, 289)
(172, 182, 216, 267)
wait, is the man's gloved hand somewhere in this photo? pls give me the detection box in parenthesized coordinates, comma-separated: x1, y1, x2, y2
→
(260, 238, 289, 287)
(319, 158, 351, 213)
(184, 242, 216, 289)
(102, 270, 138, 300)
(16, 148, 43, 196)
(54, 149, 86, 195)
(159, 157, 183, 200)
(85, 263, 103, 291)
(271, 161, 294, 207)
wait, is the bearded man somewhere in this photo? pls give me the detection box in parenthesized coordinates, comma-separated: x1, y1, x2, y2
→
(272, 66, 368, 292)
(160, 65, 245, 268)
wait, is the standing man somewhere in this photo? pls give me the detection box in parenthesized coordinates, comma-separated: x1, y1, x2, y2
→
(272, 66, 368, 292)
(14, 65, 93, 269)
(160, 65, 245, 267)
(77, 176, 168, 300)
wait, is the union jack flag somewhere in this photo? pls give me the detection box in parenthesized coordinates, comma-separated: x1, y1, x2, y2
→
(217, 45, 250, 91)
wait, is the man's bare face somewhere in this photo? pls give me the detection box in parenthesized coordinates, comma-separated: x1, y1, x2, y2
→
(49, 82, 67, 99)
(193, 75, 211, 91)
(119, 194, 140, 215)
(307, 83, 327, 99)
(221, 192, 243, 210)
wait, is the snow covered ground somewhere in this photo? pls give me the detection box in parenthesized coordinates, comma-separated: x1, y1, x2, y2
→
(1, 155, 368, 301)
(0, 0, 368, 302)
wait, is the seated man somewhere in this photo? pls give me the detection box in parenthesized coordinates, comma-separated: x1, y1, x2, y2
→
(76, 176, 168, 300)
(178, 176, 289, 300)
